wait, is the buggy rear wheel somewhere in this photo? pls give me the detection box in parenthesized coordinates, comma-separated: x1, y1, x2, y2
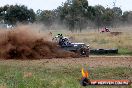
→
(77, 48, 89, 57)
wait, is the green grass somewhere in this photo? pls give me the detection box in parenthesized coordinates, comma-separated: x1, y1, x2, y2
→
(77, 32, 132, 55)
(118, 48, 132, 55)
(51, 31, 132, 55)
(0, 63, 131, 88)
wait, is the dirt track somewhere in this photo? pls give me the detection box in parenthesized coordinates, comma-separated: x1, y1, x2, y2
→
(41, 56, 132, 68)
(0, 56, 132, 68)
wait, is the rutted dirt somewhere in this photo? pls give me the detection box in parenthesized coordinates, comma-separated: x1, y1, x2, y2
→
(0, 56, 131, 68)
(39, 56, 132, 68)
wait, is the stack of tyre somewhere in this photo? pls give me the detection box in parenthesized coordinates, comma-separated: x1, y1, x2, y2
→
(90, 48, 118, 54)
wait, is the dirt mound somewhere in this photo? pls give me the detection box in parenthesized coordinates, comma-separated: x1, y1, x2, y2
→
(110, 32, 122, 36)
(0, 25, 78, 59)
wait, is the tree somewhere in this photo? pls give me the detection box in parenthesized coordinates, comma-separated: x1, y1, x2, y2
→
(56, 0, 89, 32)
(122, 11, 132, 24)
(112, 7, 122, 27)
(112, 7, 122, 16)
(35, 0, 132, 31)
(102, 8, 115, 27)
(86, 6, 96, 20)
(94, 5, 105, 30)
(4, 5, 35, 25)
(37, 10, 55, 28)
(0, 5, 10, 22)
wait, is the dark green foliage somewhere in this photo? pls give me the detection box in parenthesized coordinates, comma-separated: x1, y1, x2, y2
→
(0, 0, 132, 31)
(35, 1, 131, 31)
(37, 10, 54, 26)
(0, 5, 35, 25)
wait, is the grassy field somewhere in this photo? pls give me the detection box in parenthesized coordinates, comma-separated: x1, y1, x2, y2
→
(0, 57, 131, 88)
(0, 27, 132, 88)
(50, 29, 132, 55)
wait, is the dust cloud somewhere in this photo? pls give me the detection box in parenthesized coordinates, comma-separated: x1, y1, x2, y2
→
(0, 25, 77, 59)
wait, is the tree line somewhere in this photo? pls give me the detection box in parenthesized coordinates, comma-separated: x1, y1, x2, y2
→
(0, 0, 132, 31)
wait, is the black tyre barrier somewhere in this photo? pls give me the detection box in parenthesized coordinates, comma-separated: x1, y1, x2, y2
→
(90, 49, 106, 54)
(90, 48, 118, 54)
(106, 49, 118, 54)
(80, 78, 91, 86)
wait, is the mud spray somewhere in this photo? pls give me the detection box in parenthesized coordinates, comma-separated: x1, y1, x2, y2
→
(0, 25, 78, 59)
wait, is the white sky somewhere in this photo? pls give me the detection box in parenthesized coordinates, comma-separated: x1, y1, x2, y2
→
(0, 0, 132, 12)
